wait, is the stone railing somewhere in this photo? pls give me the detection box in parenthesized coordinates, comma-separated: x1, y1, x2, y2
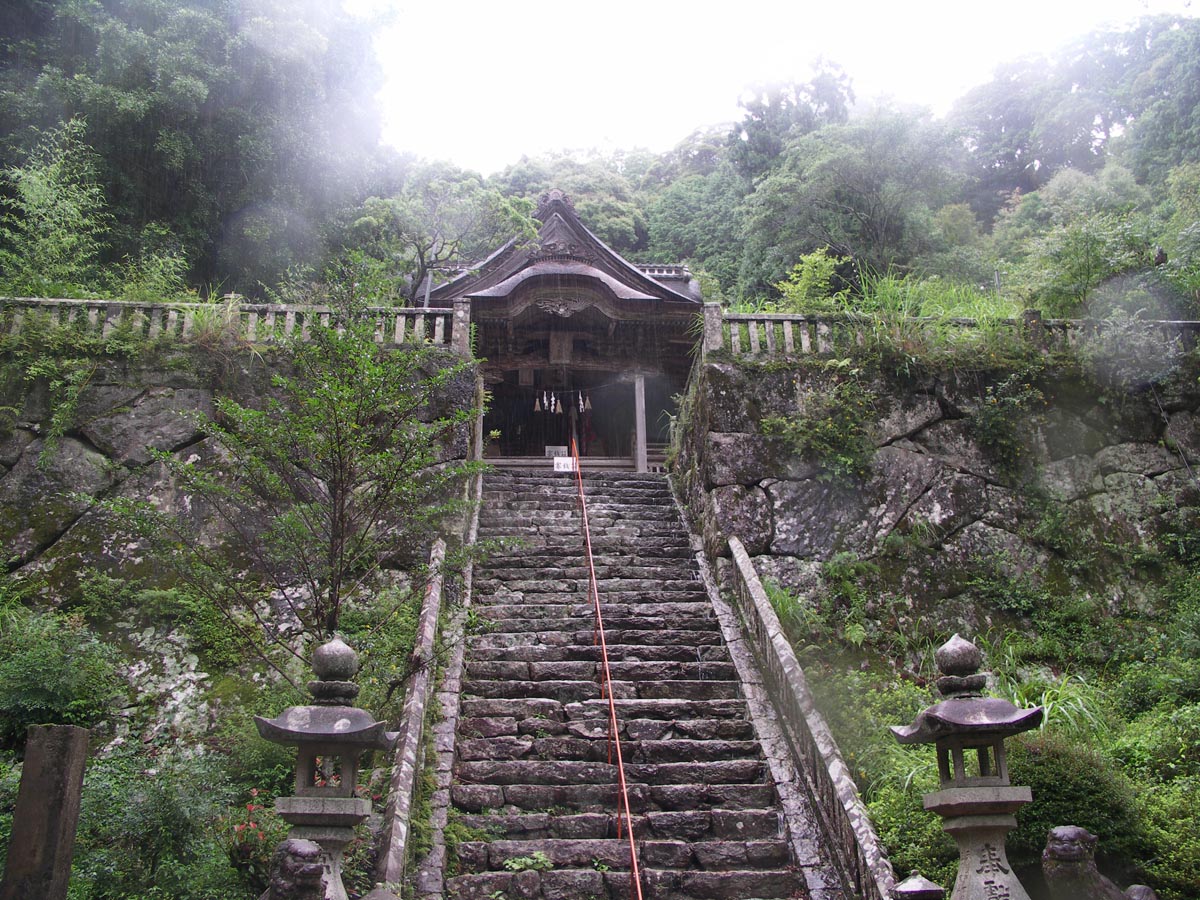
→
(375, 538, 446, 892)
(701, 302, 1200, 360)
(0, 297, 472, 354)
(726, 535, 896, 900)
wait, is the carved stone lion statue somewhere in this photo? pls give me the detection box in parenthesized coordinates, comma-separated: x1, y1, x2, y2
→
(1042, 826, 1158, 900)
(259, 838, 326, 900)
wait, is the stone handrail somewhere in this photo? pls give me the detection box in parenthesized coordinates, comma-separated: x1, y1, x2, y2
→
(375, 537, 447, 891)
(701, 302, 1200, 359)
(726, 535, 896, 900)
(0, 297, 472, 354)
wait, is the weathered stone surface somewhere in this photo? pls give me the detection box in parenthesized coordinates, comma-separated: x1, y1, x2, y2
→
(747, 554, 823, 598)
(709, 484, 771, 555)
(81, 387, 212, 465)
(0, 437, 121, 564)
(0, 427, 34, 468)
(940, 522, 1047, 578)
(767, 478, 867, 560)
(875, 390, 942, 446)
(1093, 442, 1180, 477)
(902, 471, 988, 539)
(1166, 410, 1200, 461)
(912, 419, 999, 481)
(703, 362, 764, 432)
(845, 446, 943, 550)
(705, 432, 773, 486)
(1041, 455, 1101, 501)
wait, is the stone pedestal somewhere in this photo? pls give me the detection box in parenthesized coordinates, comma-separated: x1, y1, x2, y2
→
(925, 785, 1033, 900)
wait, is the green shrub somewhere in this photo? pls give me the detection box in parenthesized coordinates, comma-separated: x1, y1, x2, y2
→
(0, 607, 124, 750)
(1141, 776, 1200, 900)
(867, 782, 957, 888)
(70, 751, 243, 899)
(1007, 732, 1147, 879)
(1112, 703, 1200, 783)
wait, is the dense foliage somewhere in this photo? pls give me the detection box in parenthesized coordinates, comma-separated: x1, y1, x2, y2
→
(2, 7, 1199, 314)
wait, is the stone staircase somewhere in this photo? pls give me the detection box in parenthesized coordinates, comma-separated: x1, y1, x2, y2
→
(443, 469, 813, 900)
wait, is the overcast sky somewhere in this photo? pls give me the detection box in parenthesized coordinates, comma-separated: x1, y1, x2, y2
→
(345, 0, 1196, 176)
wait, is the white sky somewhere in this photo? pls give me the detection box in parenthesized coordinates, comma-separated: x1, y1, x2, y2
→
(345, 0, 1196, 176)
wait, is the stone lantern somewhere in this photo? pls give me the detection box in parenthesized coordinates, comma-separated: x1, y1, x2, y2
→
(891, 634, 1043, 900)
(256, 638, 397, 900)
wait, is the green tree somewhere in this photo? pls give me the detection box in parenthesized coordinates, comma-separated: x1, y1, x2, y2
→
(0, 0, 387, 292)
(0, 118, 109, 296)
(739, 110, 961, 297)
(343, 164, 535, 304)
(728, 64, 855, 182)
(646, 163, 746, 293)
(106, 300, 480, 649)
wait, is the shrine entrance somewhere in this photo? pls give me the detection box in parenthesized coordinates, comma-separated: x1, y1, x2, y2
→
(483, 369, 677, 468)
(428, 190, 701, 471)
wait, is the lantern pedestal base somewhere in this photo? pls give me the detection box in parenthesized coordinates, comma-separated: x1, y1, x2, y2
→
(286, 825, 357, 900)
(923, 787, 1034, 900)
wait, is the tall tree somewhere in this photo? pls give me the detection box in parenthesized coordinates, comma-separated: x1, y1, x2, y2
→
(739, 110, 961, 297)
(0, 0, 387, 292)
(727, 62, 854, 183)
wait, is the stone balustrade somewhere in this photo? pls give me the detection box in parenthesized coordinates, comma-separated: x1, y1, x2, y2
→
(0, 297, 469, 353)
(726, 536, 896, 900)
(702, 302, 1200, 360)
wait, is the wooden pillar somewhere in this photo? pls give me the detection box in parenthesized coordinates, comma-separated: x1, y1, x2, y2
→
(1, 725, 90, 900)
(634, 374, 647, 474)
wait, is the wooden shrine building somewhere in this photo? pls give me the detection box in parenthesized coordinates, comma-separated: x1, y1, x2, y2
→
(429, 190, 703, 471)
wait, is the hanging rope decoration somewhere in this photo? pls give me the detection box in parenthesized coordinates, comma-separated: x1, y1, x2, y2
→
(529, 377, 636, 413)
(532, 389, 600, 413)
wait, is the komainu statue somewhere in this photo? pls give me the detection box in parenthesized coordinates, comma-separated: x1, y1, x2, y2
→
(260, 838, 326, 900)
(1042, 826, 1158, 900)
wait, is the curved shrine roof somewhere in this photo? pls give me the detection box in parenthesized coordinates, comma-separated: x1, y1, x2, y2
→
(429, 190, 700, 307)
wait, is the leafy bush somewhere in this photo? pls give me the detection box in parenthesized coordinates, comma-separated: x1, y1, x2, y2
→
(0, 607, 124, 750)
(1007, 732, 1147, 878)
(70, 751, 244, 899)
(1140, 776, 1200, 899)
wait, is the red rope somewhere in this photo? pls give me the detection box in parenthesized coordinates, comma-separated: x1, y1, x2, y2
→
(569, 438, 644, 900)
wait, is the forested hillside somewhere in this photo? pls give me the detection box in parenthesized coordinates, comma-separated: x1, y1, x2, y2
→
(2, 2, 1198, 317)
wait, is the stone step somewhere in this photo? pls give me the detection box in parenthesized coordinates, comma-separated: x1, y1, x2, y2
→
(455, 837, 791, 875)
(455, 759, 766, 788)
(467, 602, 714, 623)
(475, 564, 697, 581)
(467, 629, 725, 650)
(454, 808, 783, 842)
(446, 867, 801, 900)
(458, 697, 752, 723)
(455, 737, 763, 764)
(464, 616, 723, 635)
(472, 590, 709, 606)
(466, 643, 732, 664)
(460, 715, 756, 742)
(461, 679, 742, 702)
(464, 660, 737, 682)
(450, 780, 780, 814)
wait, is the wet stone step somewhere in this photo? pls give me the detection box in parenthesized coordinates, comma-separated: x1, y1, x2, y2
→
(462, 679, 741, 702)
(467, 602, 714, 623)
(466, 629, 724, 649)
(455, 737, 764, 764)
(450, 780, 777, 814)
(454, 808, 782, 842)
(465, 643, 733, 664)
(471, 590, 710, 606)
(464, 659, 737, 683)
(446, 867, 802, 900)
(462, 616, 724, 635)
(454, 837, 791, 875)
(458, 697, 749, 724)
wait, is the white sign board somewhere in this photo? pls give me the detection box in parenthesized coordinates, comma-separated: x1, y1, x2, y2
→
(553, 456, 577, 472)
(545, 445, 568, 457)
